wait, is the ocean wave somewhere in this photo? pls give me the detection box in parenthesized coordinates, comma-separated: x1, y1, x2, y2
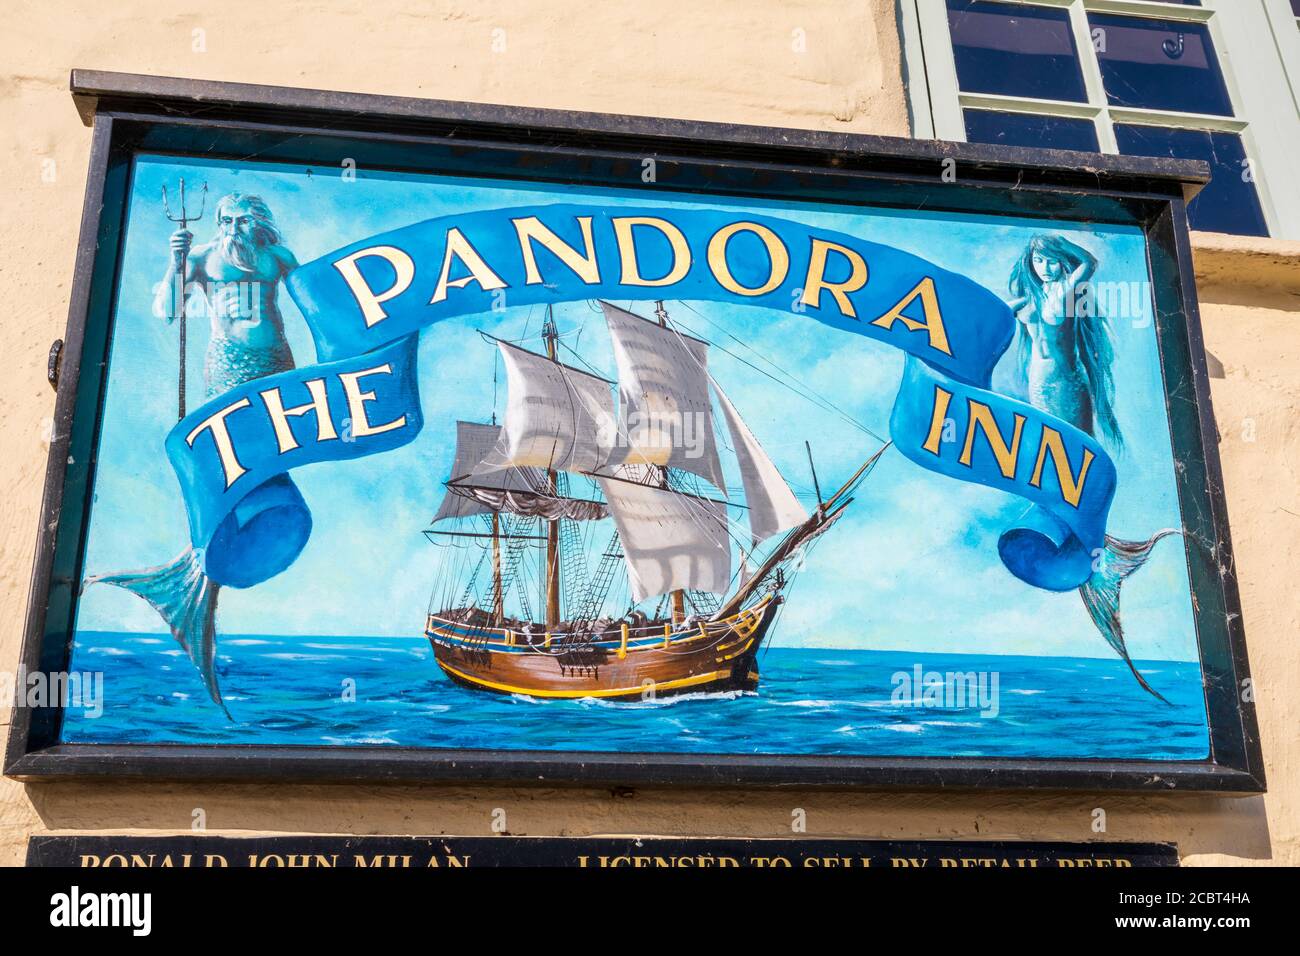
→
(575, 690, 748, 709)
(301, 643, 410, 654)
(770, 699, 836, 709)
(321, 735, 401, 746)
(58, 635, 1211, 759)
(846, 699, 908, 709)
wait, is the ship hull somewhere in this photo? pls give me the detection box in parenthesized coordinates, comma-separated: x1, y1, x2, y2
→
(426, 594, 780, 700)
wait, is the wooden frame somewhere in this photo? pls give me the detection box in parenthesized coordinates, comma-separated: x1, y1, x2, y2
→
(3, 70, 1263, 792)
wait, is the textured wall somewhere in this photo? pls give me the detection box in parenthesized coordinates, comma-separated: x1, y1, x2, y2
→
(0, 1, 1294, 866)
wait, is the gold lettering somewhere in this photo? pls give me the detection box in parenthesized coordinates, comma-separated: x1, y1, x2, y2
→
(707, 221, 789, 296)
(800, 238, 868, 317)
(959, 399, 1026, 479)
(332, 245, 414, 328)
(339, 364, 408, 438)
(870, 277, 951, 355)
(259, 379, 338, 453)
(430, 227, 507, 304)
(922, 385, 953, 456)
(1029, 426, 1096, 508)
(513, 215, 601, 285)
(185, 398, 252, 488)
(612, 216, 691, 286)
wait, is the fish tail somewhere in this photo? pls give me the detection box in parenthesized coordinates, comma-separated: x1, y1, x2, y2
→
(85, 549, 231, 718)
(1077, 531, 1179, 704)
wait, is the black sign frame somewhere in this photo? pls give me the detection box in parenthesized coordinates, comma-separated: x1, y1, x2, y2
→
(3, 70, 1264, 793)
(25, 835, 1181, 868)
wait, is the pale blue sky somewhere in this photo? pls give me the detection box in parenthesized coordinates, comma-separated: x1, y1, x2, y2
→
(74, 153, 1201, 663)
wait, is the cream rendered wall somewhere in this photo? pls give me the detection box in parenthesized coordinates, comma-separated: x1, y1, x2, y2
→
(0, 1, 1293, 866)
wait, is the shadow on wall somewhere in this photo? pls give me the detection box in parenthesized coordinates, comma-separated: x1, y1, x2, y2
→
(17, 782, 1274, 864)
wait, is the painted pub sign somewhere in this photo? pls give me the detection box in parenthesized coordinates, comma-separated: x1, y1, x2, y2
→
(4, 72, 1262, 792)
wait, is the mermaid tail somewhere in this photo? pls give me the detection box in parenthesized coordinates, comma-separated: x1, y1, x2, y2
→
(86, 548, 230, 718)
(83, 335, 299, 718)
(1077, 531, 1179, 704)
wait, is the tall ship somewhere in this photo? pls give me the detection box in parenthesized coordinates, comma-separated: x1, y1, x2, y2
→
(423, 300, 885, 700)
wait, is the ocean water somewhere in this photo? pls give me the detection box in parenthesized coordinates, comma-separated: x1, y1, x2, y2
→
(60, 632, 1209, 759)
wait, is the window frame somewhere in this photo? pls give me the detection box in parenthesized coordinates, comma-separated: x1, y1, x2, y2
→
(1262, 0, 1300, 111)
(903, 0, 1300, 239)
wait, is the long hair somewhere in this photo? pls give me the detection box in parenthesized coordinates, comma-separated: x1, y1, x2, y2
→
(1009, 234, 1122, 451)
(214, 194, 283, 271)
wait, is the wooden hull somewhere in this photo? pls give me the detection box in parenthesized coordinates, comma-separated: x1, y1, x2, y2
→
(426, 594, 780, 700)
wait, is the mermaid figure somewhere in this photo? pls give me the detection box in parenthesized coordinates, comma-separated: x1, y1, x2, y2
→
(1009, 235, 1121, 449)
(89, 194, 299, 716)
(1009, 235, 1174, 702)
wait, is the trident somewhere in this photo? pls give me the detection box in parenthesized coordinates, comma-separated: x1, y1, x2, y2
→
(162, 178, 208, 420)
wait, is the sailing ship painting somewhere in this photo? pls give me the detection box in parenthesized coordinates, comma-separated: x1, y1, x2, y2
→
(59, 155, 1217, 762)
(424, 301, 884, 701)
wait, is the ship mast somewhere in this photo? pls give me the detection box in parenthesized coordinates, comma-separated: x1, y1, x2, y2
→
(429, 299, 884, 634)
(490, 513, 504, 625)
(655, 299, 688, 626)
(489, 395, 504, 626)
(543, 304, 562, 629)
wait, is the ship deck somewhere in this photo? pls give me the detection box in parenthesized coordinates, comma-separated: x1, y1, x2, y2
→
(425, 593, 775, 655)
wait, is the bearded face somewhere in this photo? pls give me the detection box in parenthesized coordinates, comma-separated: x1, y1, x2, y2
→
(214, 196, 281, 272)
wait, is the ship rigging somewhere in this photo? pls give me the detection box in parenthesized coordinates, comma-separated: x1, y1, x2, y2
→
(423, 299, 886, 699)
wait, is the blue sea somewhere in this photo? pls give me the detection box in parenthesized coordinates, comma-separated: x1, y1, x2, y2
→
(60, 632, 1209, 759)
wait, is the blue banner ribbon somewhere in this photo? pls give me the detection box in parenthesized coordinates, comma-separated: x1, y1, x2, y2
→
(167, 203, 1117, 594)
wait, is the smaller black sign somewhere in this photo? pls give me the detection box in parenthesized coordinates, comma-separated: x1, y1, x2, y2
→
(26, 836, 1178, 868)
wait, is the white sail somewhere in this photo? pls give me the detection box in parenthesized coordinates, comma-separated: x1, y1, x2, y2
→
(600, 302, 725, 490)
(434, 421, 547, 522)
(480, 341, 618, 476)
(712, 383, 808, 545)
(597, 476, 732, 602)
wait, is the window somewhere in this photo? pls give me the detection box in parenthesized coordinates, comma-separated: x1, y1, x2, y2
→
(902, 0, 1300, 238)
